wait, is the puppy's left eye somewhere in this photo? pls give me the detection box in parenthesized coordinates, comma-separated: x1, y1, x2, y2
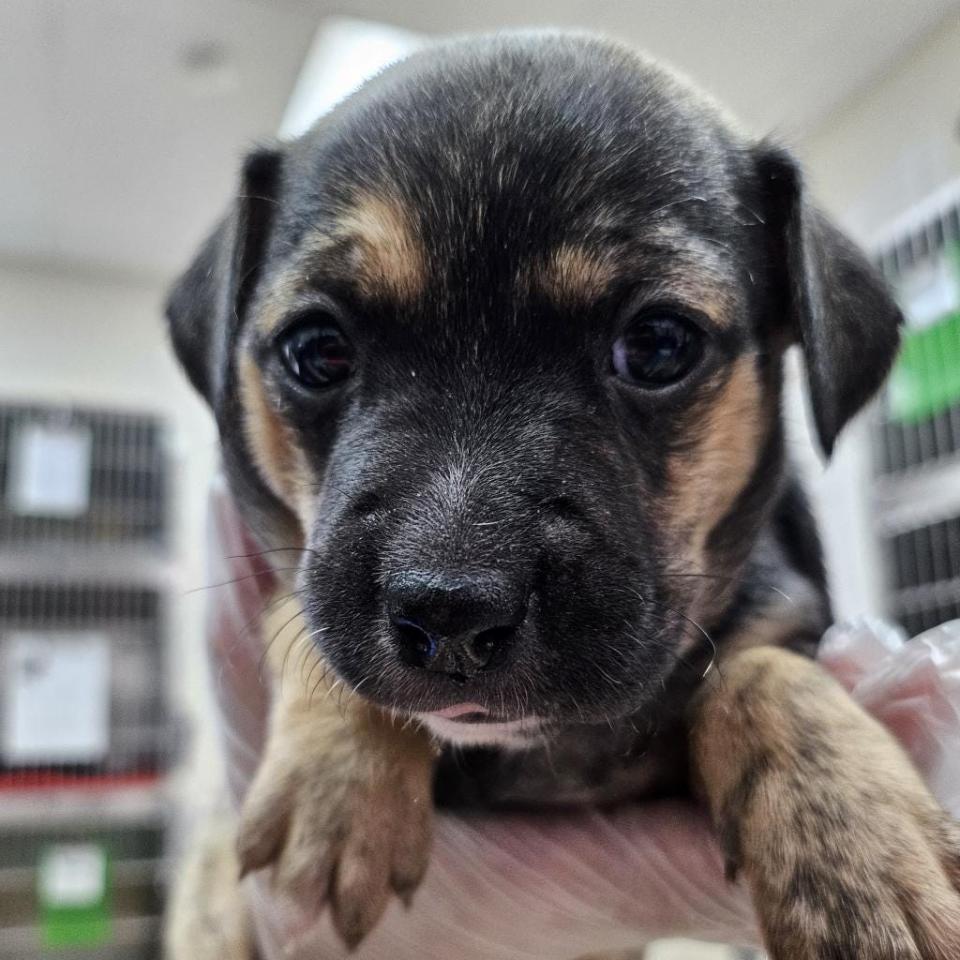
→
(277, 317, 354, 389)
(612, 312, 704, 387)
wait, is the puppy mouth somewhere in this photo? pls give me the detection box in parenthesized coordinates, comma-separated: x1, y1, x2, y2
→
(427, 702, 497, 723)
(417, 703, 545, 746)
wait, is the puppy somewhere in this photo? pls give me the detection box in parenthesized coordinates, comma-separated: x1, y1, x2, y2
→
(165, 33, 960, 959)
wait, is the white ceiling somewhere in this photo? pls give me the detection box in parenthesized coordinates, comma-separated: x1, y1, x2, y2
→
(2, 0, 958, 279)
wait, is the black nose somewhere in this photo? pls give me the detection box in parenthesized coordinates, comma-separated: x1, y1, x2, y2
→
(386, 570, 525, 679)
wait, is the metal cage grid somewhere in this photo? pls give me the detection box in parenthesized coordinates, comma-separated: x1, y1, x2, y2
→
(0, 581, 169, 787)
(873, 194, 960, 633)
(0, 822, 164, 960)
(0, 401, 172, 958)
(887, 516, 960, 636)
(0, 404, 167, 550)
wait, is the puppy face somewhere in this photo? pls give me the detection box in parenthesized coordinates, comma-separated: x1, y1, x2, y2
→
(168, 36, 900, 745)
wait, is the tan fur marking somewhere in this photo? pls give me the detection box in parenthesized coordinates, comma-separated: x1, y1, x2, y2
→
(667, 356, 763, 564)
(253, 192, 426, 337)
(335, 191, 426, 303)
(254, 271, 303, 335)
(237, 353, 311, 522)
(536, 244, 616, 305)
(655, 281, 735, 328)
(237, 590, 437, 949)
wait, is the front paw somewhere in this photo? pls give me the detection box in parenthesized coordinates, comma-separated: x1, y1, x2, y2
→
(236, 710, 435, 948)
(694, 646, 960, 960)
(747, 787, 960, 958)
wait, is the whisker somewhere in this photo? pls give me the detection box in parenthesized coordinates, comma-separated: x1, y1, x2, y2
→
(235, 587, 304, 646)
(260, 605, 308, 681)
(186, 566, 304, 595)
(224, 545, 319, 561)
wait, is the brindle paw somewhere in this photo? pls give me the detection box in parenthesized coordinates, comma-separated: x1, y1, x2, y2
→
(758, 808, 960, 959)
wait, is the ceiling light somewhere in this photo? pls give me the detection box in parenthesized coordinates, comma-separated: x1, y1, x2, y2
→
(280, 18, 423, 138)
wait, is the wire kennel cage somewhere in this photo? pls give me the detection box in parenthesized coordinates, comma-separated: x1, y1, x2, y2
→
(0, 582, 169, 788)
(0, 404, 167, 553)
(872, 187, 960, 636)
(0, 401, 173, 959)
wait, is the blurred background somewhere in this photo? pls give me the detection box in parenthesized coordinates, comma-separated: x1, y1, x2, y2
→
(1, 2, 959, 958)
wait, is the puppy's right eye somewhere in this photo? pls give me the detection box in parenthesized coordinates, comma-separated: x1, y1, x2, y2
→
(277, 318, 354, 389)
(612, 311, 704, 388)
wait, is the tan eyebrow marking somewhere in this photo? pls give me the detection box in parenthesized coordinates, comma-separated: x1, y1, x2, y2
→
(254, 189, 428, 334)
(331, 190, 427, 304)
(532, 225, 740, 327)
(533, 244, 617, 306)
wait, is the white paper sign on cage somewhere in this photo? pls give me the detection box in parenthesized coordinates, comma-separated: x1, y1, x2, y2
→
(39, 844, 108, 907)
(7, 422, 92, 518)
(1, 631, 111, 765)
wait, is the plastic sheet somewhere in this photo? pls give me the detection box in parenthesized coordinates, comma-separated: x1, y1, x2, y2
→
(204, 482, 960, 958)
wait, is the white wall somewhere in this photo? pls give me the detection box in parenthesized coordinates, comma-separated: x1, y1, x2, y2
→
(0, 259, 221, 809)
(800, 13, 960, 240)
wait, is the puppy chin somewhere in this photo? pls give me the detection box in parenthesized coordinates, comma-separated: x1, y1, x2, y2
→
(416, 711, 544, 749)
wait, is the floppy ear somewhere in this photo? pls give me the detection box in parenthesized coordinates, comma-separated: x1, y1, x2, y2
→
(165, 146, 282, 407)
(756, 146, 902, 456)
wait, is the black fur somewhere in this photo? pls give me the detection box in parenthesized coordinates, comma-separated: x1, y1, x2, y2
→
(166, 147, 282, 406)
(755, 146, 903, 455)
